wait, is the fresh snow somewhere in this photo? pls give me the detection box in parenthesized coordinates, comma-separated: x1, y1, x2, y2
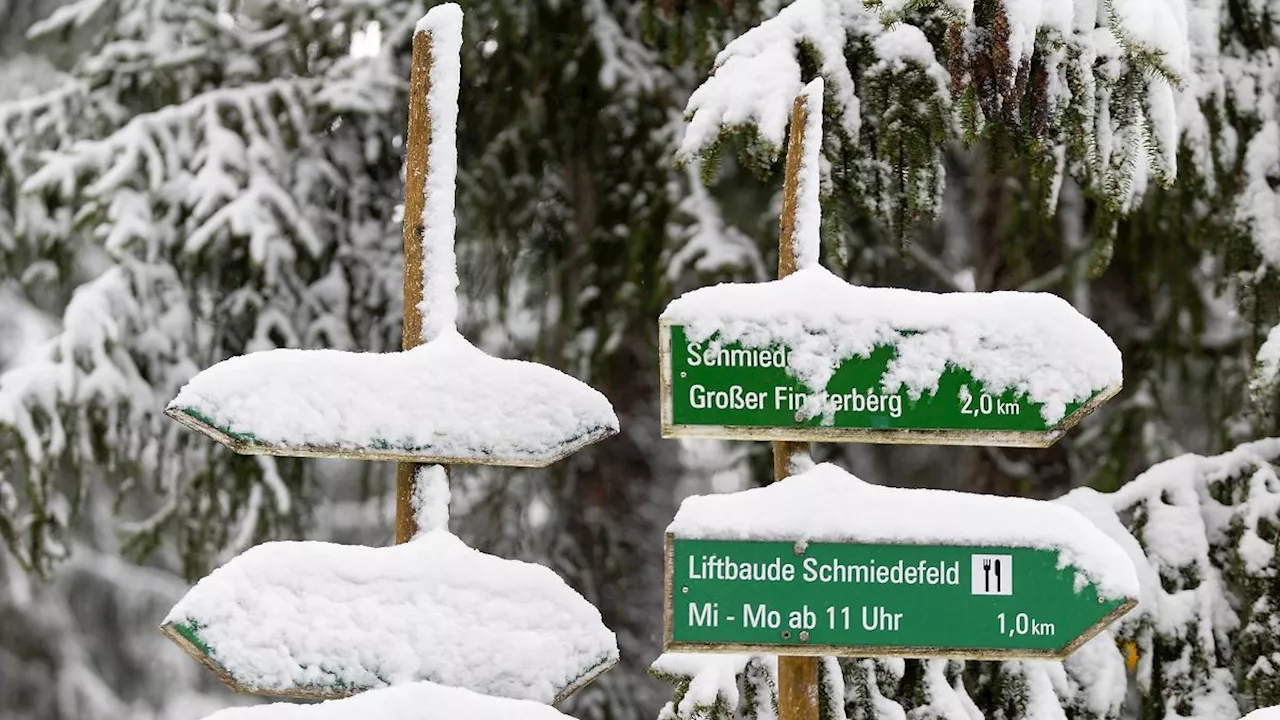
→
(1253, 321, 1280, 399)
(678, 0, 1195, 215)
(168, 329, 618, 465)
(677, 0, 868, 165)
(869, 25, 950, 94)
(412, 464, 450, 535)
(651, 653, 764, 719)
(198, 680, 578, 720)
(791, 78, 822, 272)
(661, 266, 1121, 425)
(163, 530, 618, 704)
(414, 3, 462, 344)
(667, 462, 1139, 600)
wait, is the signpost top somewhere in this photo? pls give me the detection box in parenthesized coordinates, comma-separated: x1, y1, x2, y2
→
(163, 530, 619, 705)
(409, 2, 462, 346)
(166, 331, 618, 467)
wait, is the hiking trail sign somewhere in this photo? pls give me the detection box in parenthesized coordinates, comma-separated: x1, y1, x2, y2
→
(654, 75, 1129, 720)
(664, 535, 1136, 659)
(659, 322, 1120, 448)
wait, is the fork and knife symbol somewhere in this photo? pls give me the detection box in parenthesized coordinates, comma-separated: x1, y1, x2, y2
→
(983, 557, 1002, 593)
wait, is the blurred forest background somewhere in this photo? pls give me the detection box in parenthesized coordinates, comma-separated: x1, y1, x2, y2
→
(2, 0, 1280, 718)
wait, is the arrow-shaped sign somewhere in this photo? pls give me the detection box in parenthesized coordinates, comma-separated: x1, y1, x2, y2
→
(662, 463, 1138, 659)
(163, 531, 618, 704)
(660, 270, 1121, 448)
(165, 2, 617, 469)
(665, 537, 1133, 658)
(166, 332, 618, 467)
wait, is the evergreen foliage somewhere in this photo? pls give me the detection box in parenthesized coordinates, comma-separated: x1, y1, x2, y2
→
(3, 0, 1280, 719)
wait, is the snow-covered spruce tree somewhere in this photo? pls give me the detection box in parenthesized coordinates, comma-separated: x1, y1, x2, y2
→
(0, 0, 428, 578)
(668, 0, 1190, 240)
(0, 0, 767, 718)
(0, 0, 422, 715)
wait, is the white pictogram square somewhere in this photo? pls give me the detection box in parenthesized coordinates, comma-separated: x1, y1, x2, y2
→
(972, 554, 1013, 595)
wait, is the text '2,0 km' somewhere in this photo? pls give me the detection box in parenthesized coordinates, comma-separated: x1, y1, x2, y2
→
(659, 324, 1119, 448)
(664, 537, 1136, 659)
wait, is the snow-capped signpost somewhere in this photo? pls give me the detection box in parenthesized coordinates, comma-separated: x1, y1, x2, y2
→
(160, 5, 619, 715)
(656, 81, 1134, 720)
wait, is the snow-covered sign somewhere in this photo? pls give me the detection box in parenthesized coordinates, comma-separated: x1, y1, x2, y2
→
(162, 531, 618, 704)
(195, 679, 581, 720)
(660, 267, 1121, 448)
(165, 3, 618, 467)
(663, 464, 1138, 659)
(166, 332, 618, 466)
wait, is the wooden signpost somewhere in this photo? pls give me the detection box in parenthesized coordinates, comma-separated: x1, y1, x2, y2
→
(774, 85, 820, 720)
(163, 4, 618, 706)
(657, 80, 1130, 720)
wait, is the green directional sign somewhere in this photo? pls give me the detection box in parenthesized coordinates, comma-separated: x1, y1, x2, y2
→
(664, 536, 1135, 658)
(659, 324, 1119, 448)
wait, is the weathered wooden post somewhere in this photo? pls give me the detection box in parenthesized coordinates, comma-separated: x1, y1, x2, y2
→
(774, 84, 821, 720)
(395, 9, 449, 544)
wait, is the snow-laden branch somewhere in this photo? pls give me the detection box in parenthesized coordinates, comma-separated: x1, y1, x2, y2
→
(679, 0, 1195, 229)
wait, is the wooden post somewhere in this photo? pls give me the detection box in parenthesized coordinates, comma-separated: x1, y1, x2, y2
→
(774, 90, 819, 720)
(395, 28, 441, 545)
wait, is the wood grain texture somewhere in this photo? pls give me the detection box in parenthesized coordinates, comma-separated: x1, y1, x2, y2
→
(397, 29, 435, 546)
(778, 93, 808, 279)
(775, 93, 819, 720)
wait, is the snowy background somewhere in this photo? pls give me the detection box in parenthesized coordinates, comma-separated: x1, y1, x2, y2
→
(3, 0, 1280, 719)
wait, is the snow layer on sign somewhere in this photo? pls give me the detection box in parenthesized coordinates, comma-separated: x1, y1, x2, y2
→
(165, 531, 618, 703)
(661, 267, 1121, 425)
(199, 680, 577, 720)
(667, 463, 1139, 600)
(414, 3, 462, 343)
(168, 329, 618, 463)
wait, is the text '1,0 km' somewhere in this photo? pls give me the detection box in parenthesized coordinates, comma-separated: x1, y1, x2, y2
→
(659, 324, 1120, 448)
(664, 537, 1136, 659)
